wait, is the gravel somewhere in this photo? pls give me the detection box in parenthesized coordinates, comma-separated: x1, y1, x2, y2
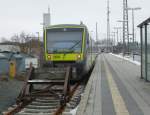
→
(0, 77, 24, 114)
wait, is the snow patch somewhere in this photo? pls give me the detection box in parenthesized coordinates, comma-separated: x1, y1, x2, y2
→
(70, 106, 78, 115)
(110, 53, 141, 66)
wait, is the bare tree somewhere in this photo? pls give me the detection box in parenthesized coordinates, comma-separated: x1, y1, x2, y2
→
(9, 31, 41, 54)
(11, 34, 20, 43)
(20, 31, 26, 43)
(0, 37, 8, 43)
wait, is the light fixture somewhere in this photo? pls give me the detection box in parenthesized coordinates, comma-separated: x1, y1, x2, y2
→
(47, 55, 51, 59)
(77, 54, 81, 59)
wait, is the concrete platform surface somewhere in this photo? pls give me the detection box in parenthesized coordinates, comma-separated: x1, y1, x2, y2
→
(76, 53, 150, 115)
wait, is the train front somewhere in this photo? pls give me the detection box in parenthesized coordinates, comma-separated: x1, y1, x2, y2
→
(44, 25, 85, 79)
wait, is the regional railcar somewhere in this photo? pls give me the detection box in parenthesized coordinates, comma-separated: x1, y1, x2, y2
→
(43, 24, 96, 80)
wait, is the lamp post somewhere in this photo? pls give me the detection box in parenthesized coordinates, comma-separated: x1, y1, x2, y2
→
(109, 34, 114, 52)
(117, 20, 128, 56)
(127, 7, 141, 44)
(36, 32, 40, 49)
(111, 32, 116, 52)
(111, 32, 116, 46)
(114, 27, 122, 45)
(127, 7, 141, 60)
(36, 32, 41, 67)
(114, 27, 122, 53)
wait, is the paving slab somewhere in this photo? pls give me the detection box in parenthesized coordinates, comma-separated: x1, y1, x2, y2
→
(104, 53, 150, 115)
(76, 53, 150, 115)
(76, 56, 102, 115)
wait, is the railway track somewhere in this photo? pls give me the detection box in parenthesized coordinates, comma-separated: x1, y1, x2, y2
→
(2, 64, 90, 115)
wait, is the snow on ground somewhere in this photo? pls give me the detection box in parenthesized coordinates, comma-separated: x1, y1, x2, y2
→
(110, 53, 141, 66)
(70, 106, 78, 115)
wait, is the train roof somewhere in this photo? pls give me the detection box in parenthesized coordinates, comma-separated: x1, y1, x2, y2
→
(45, 24, 88, 29)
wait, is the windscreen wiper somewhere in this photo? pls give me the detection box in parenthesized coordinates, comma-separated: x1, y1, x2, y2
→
(52, 49, 60, 53)
(68, 40, 82, 51)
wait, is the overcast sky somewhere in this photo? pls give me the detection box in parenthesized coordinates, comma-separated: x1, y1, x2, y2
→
(0, 0, 149, 41)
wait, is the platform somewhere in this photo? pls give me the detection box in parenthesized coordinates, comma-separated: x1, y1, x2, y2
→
(76, 53, 150, 115)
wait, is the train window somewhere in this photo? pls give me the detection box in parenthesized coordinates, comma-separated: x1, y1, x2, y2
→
(86, 33, 90, 45)
(87, 38, 89, 44)
(46, 28, 83, 53)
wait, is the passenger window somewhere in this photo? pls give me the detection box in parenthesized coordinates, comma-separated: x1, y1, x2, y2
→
(87, 38, 89, 44)
(87, 33, 90, 45)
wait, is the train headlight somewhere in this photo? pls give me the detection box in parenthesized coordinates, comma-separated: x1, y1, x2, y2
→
(47, 55, 51, 59)
(77, 54, 81, 60)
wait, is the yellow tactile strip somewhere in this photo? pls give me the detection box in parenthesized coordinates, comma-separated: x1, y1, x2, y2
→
(104, 60, 130, 115)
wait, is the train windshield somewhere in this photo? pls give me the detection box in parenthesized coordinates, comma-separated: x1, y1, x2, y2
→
(46, 28, 83, 53)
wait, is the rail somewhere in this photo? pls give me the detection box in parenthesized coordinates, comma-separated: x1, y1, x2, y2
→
(3, 63, 84, 115)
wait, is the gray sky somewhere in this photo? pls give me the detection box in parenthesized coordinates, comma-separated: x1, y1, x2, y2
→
(0, 0, 149, 41)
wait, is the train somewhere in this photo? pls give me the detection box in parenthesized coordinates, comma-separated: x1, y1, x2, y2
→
(43, 24, 97, 80)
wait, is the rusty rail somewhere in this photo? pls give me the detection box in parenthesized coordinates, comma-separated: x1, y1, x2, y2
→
(3, 65, 78, 115)
(54, 66, 81, 115)
(3, 63, 35, 115)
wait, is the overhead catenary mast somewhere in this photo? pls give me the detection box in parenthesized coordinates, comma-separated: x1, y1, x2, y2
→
(123, 0, 129, 54)
(96, 22, 99, 52)
(107, 0, 110, 51)
(96, 22, 98, 42)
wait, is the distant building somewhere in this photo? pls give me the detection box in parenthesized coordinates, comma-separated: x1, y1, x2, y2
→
(0, 44, 20, 53)
(0, 44, 39, 76)
(43, 7, 51, 27)
(0, 52, 38, 76)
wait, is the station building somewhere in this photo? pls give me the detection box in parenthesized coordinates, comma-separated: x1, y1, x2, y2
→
(138, 17, 150, 81)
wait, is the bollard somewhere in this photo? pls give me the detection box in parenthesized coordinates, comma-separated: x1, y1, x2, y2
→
(9, 61, 16, 78)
